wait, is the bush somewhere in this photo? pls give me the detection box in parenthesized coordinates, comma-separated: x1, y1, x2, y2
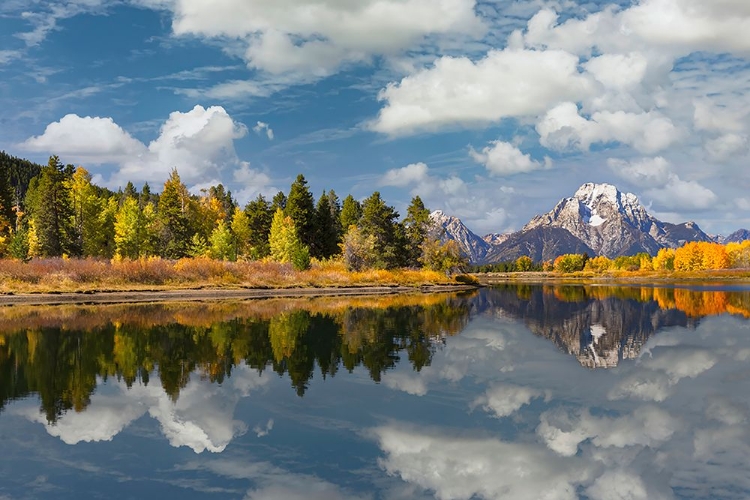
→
(454, 274, 480, 285)
(291, 244, 311, 271)
(553, 254, 586, 273)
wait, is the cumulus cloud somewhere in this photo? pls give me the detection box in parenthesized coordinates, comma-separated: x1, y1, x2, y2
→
(537, 103, 681, 154)
(253, 419, 274, 438)
(470, 140, 552, 176)
(382, 371, 429, 396)
(20, 114, 147, 163)
(253, 121, 274, 140)
(370, 48, 593, 136)
(380, 162, 430, 187)
(139, 0, 483, 79)
(704, 133, 748, 162)
(19, 106, 272, 197)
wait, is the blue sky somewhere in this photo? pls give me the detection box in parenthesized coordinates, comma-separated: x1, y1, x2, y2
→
(1, 0, 749, 236)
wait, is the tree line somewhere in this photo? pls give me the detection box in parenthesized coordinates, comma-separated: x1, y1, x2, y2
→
(0, 154, 465, 273)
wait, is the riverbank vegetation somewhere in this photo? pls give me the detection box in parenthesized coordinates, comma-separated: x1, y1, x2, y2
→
(473, 240, 750, 279)
(0, 153, 468, 292)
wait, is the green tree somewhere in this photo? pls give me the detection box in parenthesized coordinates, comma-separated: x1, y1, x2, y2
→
(515, 255, 533, 272)
(285, 174, 316, 251)
(359, 192, 401, 269)
(340, 194, 362, 231)
(157, 169, 194, 258)
(24, 156, 76, 257)
(271, 191, 287, 212)
(313, 191, 341, 259)
(420, 238, 467, 274)
(269, 208, 299, 263)
(403, 196, 431, 268)
(244, 194, 272, 258)
(68, 167, 108, 257)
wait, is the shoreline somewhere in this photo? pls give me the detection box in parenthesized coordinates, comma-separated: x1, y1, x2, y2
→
(0, 284, 478, 306)
(474, 271, 750, 285)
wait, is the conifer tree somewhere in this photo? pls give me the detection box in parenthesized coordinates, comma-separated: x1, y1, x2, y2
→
(271, 191, 287, 212)
(340, 194, 362, 232)
(157, 169, 193, 258)
(285, 174, 316, 250)
(24, 156, 76, 257)
(403, 195, 431, 268)
(312, 192, 340, 259)
(244, 194, 272, 258)
(359, 192, 401, 269)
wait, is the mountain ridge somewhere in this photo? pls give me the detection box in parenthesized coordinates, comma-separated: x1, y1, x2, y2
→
(433, 182, 735, 264)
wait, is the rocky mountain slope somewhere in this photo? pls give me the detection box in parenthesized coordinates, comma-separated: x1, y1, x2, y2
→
(721, 229, 750, 244)
(435, 182, 720, 263)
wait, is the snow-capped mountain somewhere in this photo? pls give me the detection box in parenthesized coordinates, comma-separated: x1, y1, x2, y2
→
(522, 183, 712, 258)
(433, 183, 717, 264)
(430, 210, 492, 263)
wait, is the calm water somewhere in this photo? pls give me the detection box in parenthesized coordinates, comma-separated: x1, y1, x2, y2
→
(1, 285, 749, 499)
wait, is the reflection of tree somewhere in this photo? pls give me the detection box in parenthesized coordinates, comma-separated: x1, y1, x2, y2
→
(0, 294, 472, 422)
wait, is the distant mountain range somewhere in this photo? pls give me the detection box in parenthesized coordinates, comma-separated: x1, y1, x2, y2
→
(431, 183, 748, 264)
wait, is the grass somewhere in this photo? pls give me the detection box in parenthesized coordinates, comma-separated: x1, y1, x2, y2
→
(0, 257, 461, 294)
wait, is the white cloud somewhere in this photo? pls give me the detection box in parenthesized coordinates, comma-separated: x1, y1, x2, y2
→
(608, 157, 673, 187)
(20, 114, 147, 163)
(383, 371, 429, 396)
(644, 177, 718, 211)
(253, 121, 275, 140)
(19, 106, 273, 195)
(370, 48, 593, 136)
(704, 133, 748, 162)
(470, 140, 552, 176)
(0, 50, 21, 64)
(253, 418, 274, 438)
(140, 0, 483, 78)
(380, 162, 429, 187)
(537, 103, 681, 154)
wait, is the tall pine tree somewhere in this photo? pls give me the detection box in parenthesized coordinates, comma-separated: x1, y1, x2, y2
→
(157, 169, 193, 259)
(359, 192, 401, 269)
(244, 194, 273, 258)
(313, 191, 340, 259)
(24, 156, 76, 257)
(403, 196, 431, 268)
(285, 174, 315, 251)
(340, 194, 362, 233)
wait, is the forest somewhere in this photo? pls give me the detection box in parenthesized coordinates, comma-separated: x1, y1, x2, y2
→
(0, 152, 465, 282)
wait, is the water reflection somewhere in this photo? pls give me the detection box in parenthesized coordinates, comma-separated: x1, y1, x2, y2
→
(0, 285, 749, 499)
(0, 293, 473, 423)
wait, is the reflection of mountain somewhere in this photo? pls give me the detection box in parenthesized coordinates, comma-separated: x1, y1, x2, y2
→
(0, 293, 474, 423)
(478, 286, 700, 368)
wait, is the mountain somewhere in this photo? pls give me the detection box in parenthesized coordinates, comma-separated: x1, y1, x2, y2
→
(434, 182, 717, 264)
(430, 210, 491, 263)
(520, 183, 712, 258)
(722, 229, 750, 244)
(483, 227, 595, 263)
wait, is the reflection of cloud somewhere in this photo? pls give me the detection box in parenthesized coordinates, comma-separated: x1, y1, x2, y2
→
(253, 419, 274, 438)
(372, 424, 590, 500)
(382, 372, 429, 396)
(537, 406, 680, 457)
(471, 383, 546, 418)
(14, 364, 269, 453)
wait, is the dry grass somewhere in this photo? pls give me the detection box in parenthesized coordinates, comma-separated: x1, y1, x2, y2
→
(0, 257, 455, 294)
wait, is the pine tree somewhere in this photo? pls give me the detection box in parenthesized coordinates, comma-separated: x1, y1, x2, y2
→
(24, 156, 76, 257)
(285, 174, 316, 251)
(271, 191, 287, 212)
(359, 192, 401, 269)
(312, 192, 340, 259)
(327, 189, 343, 244)
(157, 169, 193, 259)
(0, 164, 13, 234)
(403, 195, 431, 268)
(244, 194, 272, 258)
(340, 194, 362, 233)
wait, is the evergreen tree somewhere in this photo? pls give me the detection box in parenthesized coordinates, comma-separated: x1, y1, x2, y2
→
(0, 164, 13, 232)
(285, 174, 316, 251)
(271, 191, 287, 212)
(403, 196, 431, 268)
(327, 189, 343, 239)
(359, 192, 401, 269)
(208, 184, 236, 223)
(123, 181, 138, 202)
(157, 169, 193, 259)
(340, 194, 362, 232)
(244, 194, 272, 258)
(24, 156, 76, 257)
(312, 192, 340, 259)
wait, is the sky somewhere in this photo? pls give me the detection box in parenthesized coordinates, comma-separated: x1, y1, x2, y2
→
(0, 0, 749, 236)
